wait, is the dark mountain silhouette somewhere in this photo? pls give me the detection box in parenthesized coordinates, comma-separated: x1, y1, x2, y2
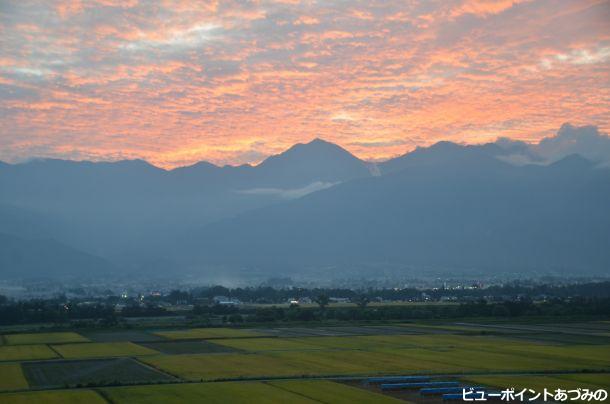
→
(0, 139, 372, 265)
(252, 138, 372, 187)
(1, 136, 609, 278)
(379, 141, 511, 174)
(548, 153, 595, 171)
(167, 138, 371, 189)
(176, 148, 610, 275)
(0, 232, 115, 279)
(0, 204, 61, 240)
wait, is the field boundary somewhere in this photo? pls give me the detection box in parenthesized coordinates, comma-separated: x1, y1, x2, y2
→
(93, 388, 114, 404)
(264, 380, 329, 403)
(47, 344, 64, 359)
(454, 322, 610, 337)
(150, 334, 276, 342)
(131, 357, 184, 381)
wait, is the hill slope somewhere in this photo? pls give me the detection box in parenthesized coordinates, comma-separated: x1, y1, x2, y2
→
(0, 233, 115, 279)
(0, 139, 372, 263)
(177, 149, 610, 275)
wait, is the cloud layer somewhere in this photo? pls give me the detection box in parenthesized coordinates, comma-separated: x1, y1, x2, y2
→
(497, 123, 610, 166)
(237, 181, 337, 199)
(1, 0, 609, 167)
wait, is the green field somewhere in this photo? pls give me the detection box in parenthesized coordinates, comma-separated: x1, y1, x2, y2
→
(140, 348, 468, 381)
(4, 332, 89, 345)
(1, 320, 609, 402)
(0, 345, 58, 361)
(139, 340, 237, 354)
(213, 337, 322, 351)
(139, 333, 610, 381)
(268, 380, 402, 403)
(213, 334, 610, 371)
(101, 381, 317, 403)
(101, 380, 398, 403)
(22, 358, 175, 388)
(154, 328, 264, 340)
(82, 330, 164, 343)
(0, 389, 106, 404)
(140, 352, 306, 380)
(51, 342, 158, 359)
(0, 363, 29, 391)
(214, 333, 528, 352)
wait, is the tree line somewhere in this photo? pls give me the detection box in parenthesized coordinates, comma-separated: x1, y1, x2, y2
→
(0, 293, 608, 326)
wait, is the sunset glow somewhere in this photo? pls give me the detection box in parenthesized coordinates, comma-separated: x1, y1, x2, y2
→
(1, 0, 609, 168)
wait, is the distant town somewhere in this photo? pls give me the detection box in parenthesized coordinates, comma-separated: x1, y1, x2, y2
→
(2, 276, 608, 327)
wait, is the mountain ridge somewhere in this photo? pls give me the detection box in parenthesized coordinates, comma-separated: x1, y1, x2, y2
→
(173, 152, 610, 275)
(1, 134, 609, 279)
(0, 232, 116, 279)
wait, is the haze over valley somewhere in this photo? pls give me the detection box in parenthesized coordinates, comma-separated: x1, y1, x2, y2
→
(2, 123, 609, 281)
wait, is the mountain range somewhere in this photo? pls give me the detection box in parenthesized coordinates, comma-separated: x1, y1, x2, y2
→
(1, 133, 609, 279)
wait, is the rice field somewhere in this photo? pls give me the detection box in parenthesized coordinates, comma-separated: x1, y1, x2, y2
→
(3, 332, 89, 345)
(139, 340, 237, 354)
(0, 363, 29, 391)
(23, 358, 175, 388)
(0, 320, 609, 402)
(267, 380, 403, 403)
(82, 330, 163, 343)
(139, 352, 306, 380)
(140, 349, 466, 381)
(212, 334, 610, 372)
(51, 342, 158, 359)
(214, 333, 531, 352)
(139, 333, 610, 382)
(0, 389, 107, 404)
(0, 345, 58, 362)
(212, 337, 323, 351)
(154, 328, 264, 340)
(101, 381, 318, 403)
(100, 380, 399, 404)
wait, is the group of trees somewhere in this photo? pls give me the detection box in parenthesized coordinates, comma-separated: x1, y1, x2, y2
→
(185, 281, 610, 305)
(240, 296, 610, 324)
(1, 282, 609, 326)
(0, 298, 116, 325)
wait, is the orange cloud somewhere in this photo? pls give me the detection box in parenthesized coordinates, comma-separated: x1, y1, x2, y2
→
(0, 0, 608, 168)
(449, 0, 532, 18)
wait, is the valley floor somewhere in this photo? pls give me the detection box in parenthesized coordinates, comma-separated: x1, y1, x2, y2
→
(0, 319, 609, 403)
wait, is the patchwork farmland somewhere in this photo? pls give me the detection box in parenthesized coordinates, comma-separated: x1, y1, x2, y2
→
(0, 321, 608, 403)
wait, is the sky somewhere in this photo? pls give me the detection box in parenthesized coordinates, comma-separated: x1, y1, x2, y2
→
(0, 0, 609, 168)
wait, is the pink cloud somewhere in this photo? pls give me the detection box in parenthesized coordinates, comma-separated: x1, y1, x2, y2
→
(0, 0, 608, 167)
